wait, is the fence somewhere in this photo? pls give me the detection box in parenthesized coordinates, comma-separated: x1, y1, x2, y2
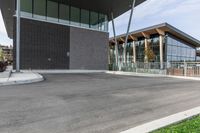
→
(167, 62, 200, 77)
(110, 61, 200, 77)
(111, 62, 167, 75)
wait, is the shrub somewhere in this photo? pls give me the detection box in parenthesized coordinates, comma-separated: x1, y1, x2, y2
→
(0, 61, 7, 72)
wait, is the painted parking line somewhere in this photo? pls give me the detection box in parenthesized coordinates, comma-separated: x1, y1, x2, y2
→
(121, 106, 200, 133)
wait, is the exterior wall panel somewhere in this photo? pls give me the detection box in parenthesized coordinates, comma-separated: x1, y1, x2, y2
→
(13, 18, 109, 70)
(13, 18, 70, 69)
(70, 27, 109, 70)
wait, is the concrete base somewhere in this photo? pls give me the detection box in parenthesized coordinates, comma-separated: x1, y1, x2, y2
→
(106, 71, 166, 77)
(21, 70, 107, 74)
(0, 72, 44, 86)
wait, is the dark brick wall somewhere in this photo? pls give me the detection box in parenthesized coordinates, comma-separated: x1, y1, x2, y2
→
(70, 27, 109, 70)
(13, 17, 109, 70)
(13, 18, 70, 69)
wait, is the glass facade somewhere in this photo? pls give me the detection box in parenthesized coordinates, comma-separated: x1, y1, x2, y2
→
(59, 4, 69, 24)
(47, 0, 58, 22)
(135, 35, 162, 62)
(166, 34, 196, 62)
(21, 0, 32, 17)
(109, 33, 197, 65)
(149, 36, 161, 62)
(126, 42, 133, 63)
(135, 39, 145, 62)
(81, 9, 89, 28)
(34, 0, 46, 19)
(20, 0, 108, 32)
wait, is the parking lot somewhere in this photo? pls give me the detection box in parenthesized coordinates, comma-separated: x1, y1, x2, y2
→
(0, 73, 200, 133)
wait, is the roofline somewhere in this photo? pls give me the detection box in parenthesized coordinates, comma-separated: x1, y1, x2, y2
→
(0, 0, 146, 38)
(110, 23, 200, 47)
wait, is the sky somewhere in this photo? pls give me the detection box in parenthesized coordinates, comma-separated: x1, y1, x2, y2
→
(0, 10, 13, 46)
(0, 0, 200, 46)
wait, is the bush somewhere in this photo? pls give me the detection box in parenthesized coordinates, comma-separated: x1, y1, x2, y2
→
(0, 61, 7, 72)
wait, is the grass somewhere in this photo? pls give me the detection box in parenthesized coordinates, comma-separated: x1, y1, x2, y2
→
(151, 115, 200, 133)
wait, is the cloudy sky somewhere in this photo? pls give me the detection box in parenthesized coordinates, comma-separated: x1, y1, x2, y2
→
(0, 0, 200, 46)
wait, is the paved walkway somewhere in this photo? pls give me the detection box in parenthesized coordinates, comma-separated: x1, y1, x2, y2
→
(0, 73, 200, 133)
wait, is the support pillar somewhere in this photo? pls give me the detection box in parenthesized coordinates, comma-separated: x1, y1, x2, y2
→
(111, 12, 118, 66)
(159, 35, 164, 69)
(144, 38, 148, 63)
(16, 0, 21, 72)
(124, 0, 136, 64)
(133, 41, 136, 63)
(108, 46, 111, 65)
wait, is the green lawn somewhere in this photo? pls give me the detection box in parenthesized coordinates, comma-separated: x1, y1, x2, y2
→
(151, 115, 200, 133)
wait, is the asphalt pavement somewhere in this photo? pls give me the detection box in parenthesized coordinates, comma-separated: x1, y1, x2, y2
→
(0, 73, 200, 133)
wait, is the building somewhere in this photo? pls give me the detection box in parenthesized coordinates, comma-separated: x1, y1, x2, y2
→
(109, 23, 200, 69)
(197, 49, 200, 61)
(0, 45, 13, 64)
(0, 0, 146, 70)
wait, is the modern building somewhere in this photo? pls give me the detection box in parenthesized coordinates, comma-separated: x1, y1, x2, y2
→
(197, 49, 200, 61)
(0, 0, 146, 70)
(0, 45, 13, 64)
(109, 23, 200, 69)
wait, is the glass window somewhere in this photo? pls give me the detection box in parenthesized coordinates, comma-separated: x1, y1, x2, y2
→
(34, 0, 46, 19)
(90, 11, 99, 30)
(21, 0, 32, 17)
(70, 7, 80, 26)
(81, 9, 89, 28)
(166, 36, 196, 62)
(99, 14, 108, 31)
(59, 4, 69, 24)
(47, 1, 58, 22)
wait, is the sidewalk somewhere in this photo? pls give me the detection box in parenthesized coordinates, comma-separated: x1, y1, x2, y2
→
(107, 71, 200, 80)
(0, 72, 44, 86)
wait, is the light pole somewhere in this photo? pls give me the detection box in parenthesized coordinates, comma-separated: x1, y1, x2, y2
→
(16, 0, 20, 72)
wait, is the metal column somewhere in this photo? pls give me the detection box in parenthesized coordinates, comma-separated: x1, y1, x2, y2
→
(111, 12, 118, 66)
(124, 0, 136, 64)
(16, 0, 21, 72)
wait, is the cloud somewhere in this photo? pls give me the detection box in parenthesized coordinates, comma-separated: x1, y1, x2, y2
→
(109, 0, 200, 41)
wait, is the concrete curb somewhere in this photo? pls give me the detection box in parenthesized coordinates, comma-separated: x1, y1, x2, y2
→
(121, 106, 200, 133)
(106, 71, 200, 80)
(0, 72, 44, 86)
(106, 71, 167, 77)
(21, 70, 107, 74)
(166, 75, 200, 81)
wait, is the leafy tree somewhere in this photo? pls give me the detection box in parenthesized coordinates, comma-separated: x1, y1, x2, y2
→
(0, 48, 4, 62)
(144, 41, 155, 62)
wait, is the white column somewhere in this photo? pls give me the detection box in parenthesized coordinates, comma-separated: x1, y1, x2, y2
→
(123, 43, 126, 63)
(133, 41, 136, 63)
(159, 35, 164, 69)
(144, 38, 148, 63)
(111, 12, 118, 66)
(124, 0, 136, 64)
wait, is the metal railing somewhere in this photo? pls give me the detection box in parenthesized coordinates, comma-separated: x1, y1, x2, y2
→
(111, 62, 167, 75)
(167, 62, 200, 77)
(110, 61, 200, 77)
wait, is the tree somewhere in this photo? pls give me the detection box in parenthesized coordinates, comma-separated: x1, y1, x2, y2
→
(0, 48, 4, 62)
(144, 41, 155, 62)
